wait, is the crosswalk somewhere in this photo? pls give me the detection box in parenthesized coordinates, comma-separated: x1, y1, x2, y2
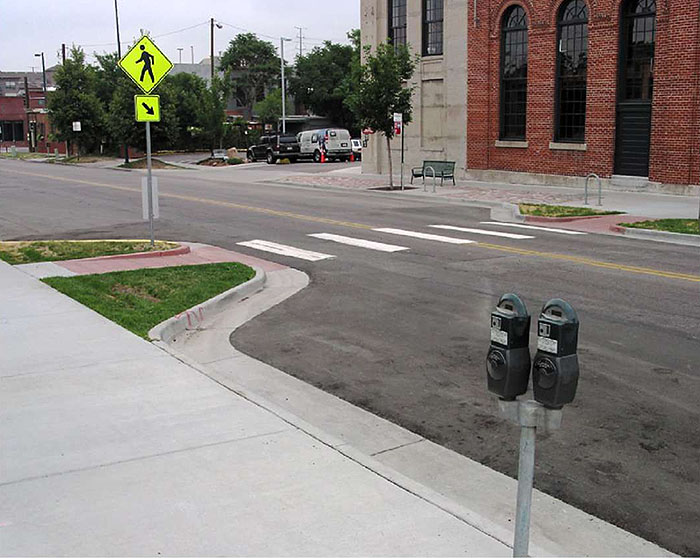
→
(237, 221, 587, 262)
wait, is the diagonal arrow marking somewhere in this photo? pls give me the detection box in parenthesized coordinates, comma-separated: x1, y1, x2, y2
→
(141, 102, 155, 115)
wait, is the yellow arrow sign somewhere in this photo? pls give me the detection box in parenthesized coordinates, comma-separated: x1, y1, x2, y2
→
(135, 95, 160, 122)
(118, 36, 173, 94)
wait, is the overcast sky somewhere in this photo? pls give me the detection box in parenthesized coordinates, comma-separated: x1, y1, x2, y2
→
(1, 0, 360, 70)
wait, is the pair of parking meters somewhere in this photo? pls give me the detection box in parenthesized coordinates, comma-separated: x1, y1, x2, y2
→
(487, 293, 579, 408)
(486, 294, 580, 557)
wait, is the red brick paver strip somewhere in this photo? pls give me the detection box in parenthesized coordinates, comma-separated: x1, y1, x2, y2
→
(57, 243, 286, 275)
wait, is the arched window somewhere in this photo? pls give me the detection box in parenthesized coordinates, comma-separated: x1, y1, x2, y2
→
(500, 5, 529, 140)
(620, 0, 656, 101)
(554, 0, 588, 142)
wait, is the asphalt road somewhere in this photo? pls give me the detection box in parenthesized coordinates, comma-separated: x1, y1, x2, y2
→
(2, 159, 699, 555)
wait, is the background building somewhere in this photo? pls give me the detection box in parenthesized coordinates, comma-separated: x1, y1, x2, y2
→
(362, 0, 700, 188)
(360, 0, 468, 178)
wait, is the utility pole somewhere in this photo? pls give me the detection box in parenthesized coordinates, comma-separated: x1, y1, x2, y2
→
(280, 37, 291, 134)
(114, 0, 128, 163)
(177, 48, 183, 63)
(61, 43, 66, 64)
(294, 26, 304, 58)
(114, 0, 122, 58)
(190, 45, 194, 64)
(210, 19, 223, 82)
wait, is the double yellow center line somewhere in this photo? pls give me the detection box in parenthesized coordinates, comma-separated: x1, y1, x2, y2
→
(5, 167, 699, 283)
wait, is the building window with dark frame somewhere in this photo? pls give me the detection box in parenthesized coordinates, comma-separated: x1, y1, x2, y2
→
(388, 0, 407, 48)
(620, 0, 656, 101)
(423, 0, 444, 56)
(0, 121, 25, 143)
(500, 5, 529, 140)
(554, 0, 588, 143)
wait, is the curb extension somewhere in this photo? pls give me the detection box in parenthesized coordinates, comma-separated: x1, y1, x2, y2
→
(610, 225, 700, 247)
(525, 214, 617, 223)
(82, 244, 190, 261)
(148, 266, 266, 343)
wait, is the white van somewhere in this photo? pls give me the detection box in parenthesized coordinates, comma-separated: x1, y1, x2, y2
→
(297, 128, 352, 162)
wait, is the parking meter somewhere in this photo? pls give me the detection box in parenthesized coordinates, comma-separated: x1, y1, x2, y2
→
(486, 294, 531, 400)
(532, 299, 579, 409)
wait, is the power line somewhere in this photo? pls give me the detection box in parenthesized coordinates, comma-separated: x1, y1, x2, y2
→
(79, 20, 208, 48)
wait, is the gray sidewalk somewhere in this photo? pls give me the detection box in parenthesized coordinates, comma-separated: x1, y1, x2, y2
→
(0, 260, 508, 556)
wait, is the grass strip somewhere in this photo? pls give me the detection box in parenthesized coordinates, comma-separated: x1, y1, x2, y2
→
(619, 219, 700, 235)
(43, 263, 255, 339)
(0, 240, 179, 265)
(519, 203, 624, 218)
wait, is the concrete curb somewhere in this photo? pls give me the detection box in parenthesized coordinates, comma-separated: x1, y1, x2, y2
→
(610, 225, 700, 247)
(148, 267, 266, 343)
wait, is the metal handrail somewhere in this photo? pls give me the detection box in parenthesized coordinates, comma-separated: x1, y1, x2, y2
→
(424, 166, 438, 193)
(585, 173, 602, 206)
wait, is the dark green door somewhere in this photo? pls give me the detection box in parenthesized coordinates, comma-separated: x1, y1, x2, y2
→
(614, 0, 656, 177)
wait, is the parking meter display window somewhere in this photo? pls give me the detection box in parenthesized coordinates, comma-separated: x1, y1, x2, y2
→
(532, 299, 580, 408)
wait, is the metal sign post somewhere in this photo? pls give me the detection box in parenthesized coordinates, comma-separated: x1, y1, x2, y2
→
(393, 113, 404, 191)
(145, 121, 155, 247)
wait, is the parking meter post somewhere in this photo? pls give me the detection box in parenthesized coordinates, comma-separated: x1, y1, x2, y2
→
(514, 423, 536, 557)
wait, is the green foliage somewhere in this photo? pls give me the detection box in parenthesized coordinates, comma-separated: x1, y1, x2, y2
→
(196, 75, 229, 152)
(620, 219, 700, 235)
(519, 204, 624, 217)
(289, 30, 360, 133)
(43, 263, 255, 338)
(219, 33, 280, 113)
(48, 46, 106, 153)
(253, 88, 293, 125)
(346, 42, 417, 139)
(0, 240, 178, 265)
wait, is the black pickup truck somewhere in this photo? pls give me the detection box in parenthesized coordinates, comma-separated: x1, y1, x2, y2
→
(247, 134, 300, 164)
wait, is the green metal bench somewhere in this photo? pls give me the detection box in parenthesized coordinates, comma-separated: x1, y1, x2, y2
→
(410, 160, 456, 186)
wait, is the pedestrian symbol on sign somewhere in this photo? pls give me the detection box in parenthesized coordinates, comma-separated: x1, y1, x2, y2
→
(137, 45, 155, 84)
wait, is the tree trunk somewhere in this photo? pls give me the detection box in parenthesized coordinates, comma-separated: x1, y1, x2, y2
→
(386, 134, 394, 189)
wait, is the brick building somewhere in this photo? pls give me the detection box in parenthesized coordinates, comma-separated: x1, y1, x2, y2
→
(468, 0, 700, 187)
(362, 0, 700, 187)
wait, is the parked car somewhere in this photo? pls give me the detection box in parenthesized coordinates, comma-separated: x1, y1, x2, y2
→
(247, 135, 301, 164)
(298, 128, 352, 162)
(351, 138, 362, 161)
(266, 134, 301, 164)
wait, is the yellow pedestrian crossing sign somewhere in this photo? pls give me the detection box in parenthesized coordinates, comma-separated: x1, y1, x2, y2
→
(118, 36, 173, 94)
(135, 95, 160, 122)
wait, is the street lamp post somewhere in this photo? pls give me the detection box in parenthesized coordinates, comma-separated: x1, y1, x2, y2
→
(280, 37, 292, 134)
(177, 48, 183, 63)
(34, 53, 46, 92)
(210, 18, 223, 82)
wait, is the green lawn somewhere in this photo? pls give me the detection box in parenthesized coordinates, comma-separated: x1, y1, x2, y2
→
(620, 219, 700, 235)
(43, 263, 255, 338)
(519, 203, 625, 218)
(0, 240, 179, 265)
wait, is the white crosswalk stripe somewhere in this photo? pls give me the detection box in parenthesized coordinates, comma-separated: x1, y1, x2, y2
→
(373, 228, 476, 244)
(479, 222, 588, 235)
(237, 240, 335, 261)
(308, 233, 409, 252)
(430, 224, 534, 239)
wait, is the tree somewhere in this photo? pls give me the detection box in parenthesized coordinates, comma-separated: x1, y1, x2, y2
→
(253, 88, 293, 126)
(167, 72, 210, 150)
(48, 46, 106, 154)
(288, 30, 360, 133)
(197, 76, 229, 153)
(219, 33, 280, 116)
(347, 42, 417, 188)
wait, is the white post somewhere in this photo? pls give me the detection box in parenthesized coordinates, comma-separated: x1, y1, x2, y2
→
(513, 425, 536, 557)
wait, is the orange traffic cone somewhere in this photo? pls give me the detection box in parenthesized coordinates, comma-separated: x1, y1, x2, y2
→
(320, 150, 326, 163)
(350, 152, 355, 162)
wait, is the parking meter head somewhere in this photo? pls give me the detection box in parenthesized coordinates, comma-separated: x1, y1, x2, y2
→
(486, 294, 531, 400)
(533, 299, 580, 408)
